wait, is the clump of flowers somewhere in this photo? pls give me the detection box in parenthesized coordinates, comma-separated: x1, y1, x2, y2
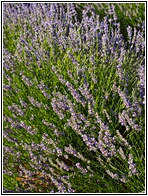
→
(3, 3, 145, 193)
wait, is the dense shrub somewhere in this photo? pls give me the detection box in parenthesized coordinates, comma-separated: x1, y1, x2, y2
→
(3, 3, 145, 193)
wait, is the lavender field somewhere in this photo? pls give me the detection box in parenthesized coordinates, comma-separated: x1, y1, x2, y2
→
(3, 3, 145, 193)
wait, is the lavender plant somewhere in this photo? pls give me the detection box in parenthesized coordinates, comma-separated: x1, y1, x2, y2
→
(3, 3, 145, 193)
(75, 3, 145, 44)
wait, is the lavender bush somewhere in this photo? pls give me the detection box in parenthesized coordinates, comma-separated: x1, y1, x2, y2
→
(3, 3, 145, 193)
(75, 3, 145, 43)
